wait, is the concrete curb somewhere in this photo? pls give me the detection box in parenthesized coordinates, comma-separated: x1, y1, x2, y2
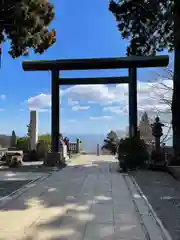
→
(130, 175, 172, 240)
(0, 173, 52, 208)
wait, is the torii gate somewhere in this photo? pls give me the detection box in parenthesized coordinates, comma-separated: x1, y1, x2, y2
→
(22, 56, 169, 164)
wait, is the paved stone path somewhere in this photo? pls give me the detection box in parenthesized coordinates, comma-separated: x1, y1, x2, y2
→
(0, 155, 171, 240)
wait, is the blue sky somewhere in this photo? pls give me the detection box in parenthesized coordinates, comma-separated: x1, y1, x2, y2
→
(0, 0, 173, 137)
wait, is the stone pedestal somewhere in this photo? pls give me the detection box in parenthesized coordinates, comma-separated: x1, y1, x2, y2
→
(44, 152, 66, 167)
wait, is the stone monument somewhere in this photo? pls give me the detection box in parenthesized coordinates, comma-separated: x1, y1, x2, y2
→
(28, 110, 38, 150)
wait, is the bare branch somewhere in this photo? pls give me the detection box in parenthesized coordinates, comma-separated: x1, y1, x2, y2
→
(161, 124, 172, 144)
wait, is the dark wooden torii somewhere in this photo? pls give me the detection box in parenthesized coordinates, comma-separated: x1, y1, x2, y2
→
(22, 55, 169, 157)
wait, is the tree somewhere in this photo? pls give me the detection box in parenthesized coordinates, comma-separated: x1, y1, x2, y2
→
(109, 0, 180, 157)
(16, 137, 29, 152)
(10, 130, 17, 147)
(0, 0, 56, 59)
(101, 130, 119, 155)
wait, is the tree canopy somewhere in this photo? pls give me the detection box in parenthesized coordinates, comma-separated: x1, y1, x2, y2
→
(109, 0, 174, 56)
(0, 0, 56, 58)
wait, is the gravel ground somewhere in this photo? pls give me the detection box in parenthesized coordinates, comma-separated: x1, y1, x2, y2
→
(132, 170, 180, 240)
(0, 180, 31, 198)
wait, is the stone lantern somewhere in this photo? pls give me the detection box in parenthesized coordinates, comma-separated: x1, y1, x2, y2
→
(151, 116, 164, 152)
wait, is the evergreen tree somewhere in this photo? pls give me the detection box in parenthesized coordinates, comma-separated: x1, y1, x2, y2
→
(101, 131, 119, 155)
(0, 0, 56, 59)
(10, 130, 17, 147)
(109, 0, 180, 157)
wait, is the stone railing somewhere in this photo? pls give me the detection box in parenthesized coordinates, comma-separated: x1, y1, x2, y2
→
(69, 142, 78, 153)
(69, 139, 81, 154)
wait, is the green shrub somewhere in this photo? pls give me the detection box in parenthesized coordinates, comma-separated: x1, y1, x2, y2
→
(117, 137, 148, 170)
(38, 135, 51, 144)
(16, 135, 51, 153)
(36, 140, 50, 159)
(16, 137, 29, 152)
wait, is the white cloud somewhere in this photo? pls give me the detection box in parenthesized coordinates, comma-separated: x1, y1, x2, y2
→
(26, 90, 64, 110)
(72, 105, 90, 111)
(0, 94, 6, 100)
(25, 78, 172, 124)
(64, 85, 115, 105)
(62, 80, 172, 117)
(90, 115, 113, 120)
(27, 93, 51, 110)
(100, 79, 173, 122)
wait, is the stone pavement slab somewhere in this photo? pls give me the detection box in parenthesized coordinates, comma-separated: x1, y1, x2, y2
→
(0, 155, 172, 240)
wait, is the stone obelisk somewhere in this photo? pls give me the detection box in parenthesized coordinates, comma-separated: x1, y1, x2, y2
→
(30, 110, 38, 150)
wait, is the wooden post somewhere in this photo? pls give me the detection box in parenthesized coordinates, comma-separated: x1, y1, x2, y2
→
(128, 68, 138, 138)
(51, 69, 60, 153)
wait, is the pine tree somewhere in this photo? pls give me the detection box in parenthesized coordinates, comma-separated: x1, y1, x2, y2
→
(101, 131, 119, 155)
(0, 0, 56, 59)
(10, 130, 17, 147)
